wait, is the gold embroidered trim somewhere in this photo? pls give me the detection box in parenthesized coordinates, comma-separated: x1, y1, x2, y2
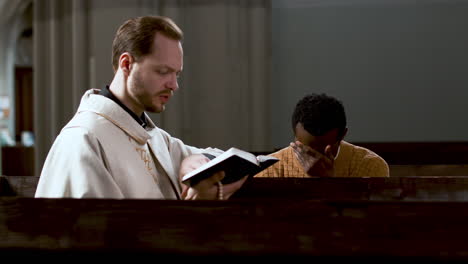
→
(91, 112, 148, 145)
(135, 147, 158, 183)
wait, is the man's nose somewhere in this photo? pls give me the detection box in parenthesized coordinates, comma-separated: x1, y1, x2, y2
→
(167, 73, 179, 91)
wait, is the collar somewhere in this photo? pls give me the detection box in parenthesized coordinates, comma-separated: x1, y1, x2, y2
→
(99, 85, 147, 128)
(77, 89, 154, 145)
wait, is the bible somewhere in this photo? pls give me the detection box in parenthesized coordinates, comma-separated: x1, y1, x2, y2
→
(181, 147, 279, 187)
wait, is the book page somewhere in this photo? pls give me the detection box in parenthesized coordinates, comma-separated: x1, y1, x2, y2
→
(226, 148, 258, 165)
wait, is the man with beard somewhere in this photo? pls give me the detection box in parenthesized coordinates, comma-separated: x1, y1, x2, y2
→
(35, 16, 246, 200)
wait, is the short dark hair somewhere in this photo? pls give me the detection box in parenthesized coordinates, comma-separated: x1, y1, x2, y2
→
(112, 15, 183, 72)
(292, 93, 347, 138)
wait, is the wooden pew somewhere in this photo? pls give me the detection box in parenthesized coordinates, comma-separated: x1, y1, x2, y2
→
(3, 175, 468, 202)
(1, 145, 35, 176)
(352, 142, 468, 165)
(1, 197, 468, 261)
(232, 177, 468, 201)
(0, 175, 39, 197)
(390, 164, 468, 176)
(351, 142, 468, 176)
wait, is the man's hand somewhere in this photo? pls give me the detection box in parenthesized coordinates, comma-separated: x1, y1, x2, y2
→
(179, 154, 248, 200)
(290, 141, 335, 177)
(179, 154, 211, 180)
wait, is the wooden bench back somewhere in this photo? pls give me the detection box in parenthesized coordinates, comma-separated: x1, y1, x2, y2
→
(4, 175, 468, 202)
(1, 197, 468, 260)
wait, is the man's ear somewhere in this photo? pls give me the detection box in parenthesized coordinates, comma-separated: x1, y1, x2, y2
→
(118, 52, 134, 77)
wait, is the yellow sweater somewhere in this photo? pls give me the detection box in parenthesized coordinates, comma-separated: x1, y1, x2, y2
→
(255, 141, 389, 178)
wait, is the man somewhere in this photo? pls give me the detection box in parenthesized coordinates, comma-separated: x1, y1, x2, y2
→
(256, 93, 389, 178)
(35, 15, 246, 199)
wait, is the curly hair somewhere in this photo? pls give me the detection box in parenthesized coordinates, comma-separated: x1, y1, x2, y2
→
(292, 93, 347, 139)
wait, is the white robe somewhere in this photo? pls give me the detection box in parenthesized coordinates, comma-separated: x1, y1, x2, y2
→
(35, 89, 222, 199)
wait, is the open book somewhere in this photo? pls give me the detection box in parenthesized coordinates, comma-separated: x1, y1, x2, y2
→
(181, 147, 279, 187)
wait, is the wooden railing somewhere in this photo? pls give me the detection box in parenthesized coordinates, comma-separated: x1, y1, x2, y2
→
(1, 145, 34, 176)
(352, 141, 468, 165)
(1, 197, 468, 260)
(3, 175, 468, 202)
(3, 176, 468, 259)
(390, 164, 468, 176)
(0, 175, 38, 197)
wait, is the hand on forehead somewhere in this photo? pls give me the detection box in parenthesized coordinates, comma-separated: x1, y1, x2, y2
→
(294, 123, 340, 154)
